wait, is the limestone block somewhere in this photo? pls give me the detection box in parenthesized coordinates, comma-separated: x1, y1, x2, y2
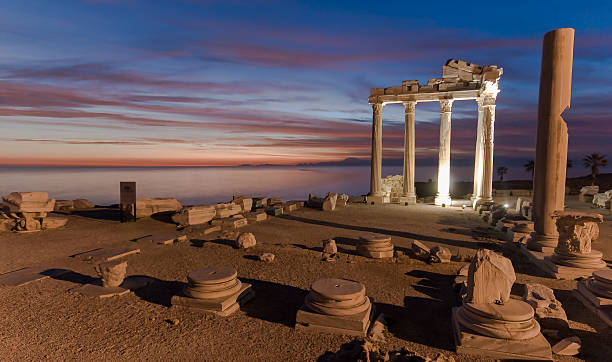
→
(95, 260, 127, 288)
(323, 239, 337, 255)
(232, 196, 253, 212)
(552, 336, 581, 356)
(245, 211, 267, 223)
(268, 197, 283, 205)
(552, 211, 603, 254)
(592, 190, 612, 208)
(2, 192, 55, 214)
(466, 249, 516, 304)
(337, 194, 349, 207)
(0, 218, 15, 232)
(412, 240, 430, 260)
(131, 198, 182, 218)
(54, 200, 74, 211)
(429, 246, 451, 263)
(523, 283, 568, 331)
(172, 205, 216, 226)
(214, 203, 242, 218)
(15, 217, 42, 232)
(235, 232, 256, 249)
(381, 175, 403, 204)
(323, 193, 338, 211)
(580, 185, 599, 196)
(73, 198, 95, 209)
(42, 216, 68, 230)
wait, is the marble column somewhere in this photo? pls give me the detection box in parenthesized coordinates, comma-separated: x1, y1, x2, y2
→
(368, 103, 384, 204)
(471, 98, 485, 208)
(479, 96, 496, 203)
(527, 28, 574, 252)
(401, 101, 417, 204)
(435, 99, 453, 206)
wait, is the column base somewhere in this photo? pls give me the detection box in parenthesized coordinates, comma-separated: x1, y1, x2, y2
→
(399, 194, 417, 205)
(435, 194, 452, 207)
(366, 195, 384, 205)
(526, 233, 558, 253)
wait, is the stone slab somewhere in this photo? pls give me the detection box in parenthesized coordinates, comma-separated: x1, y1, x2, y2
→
(203, 225, 222, 235)
(72, 247, 141, 262)
(70, 276, 153, 298)
(143, 234, 187, 245)
(366, 195, 384, 205)
(295, 299, 372, 334)
(576, 281, 612, 308)
(573, 289, 612, 329)
(171, 283, 253, 313)
(451, 307, 552, 360)
(359, 250, 394, 259)
(0, 267, 70, 287)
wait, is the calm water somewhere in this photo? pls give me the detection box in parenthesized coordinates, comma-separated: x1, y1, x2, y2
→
(0, 166, 414, 206)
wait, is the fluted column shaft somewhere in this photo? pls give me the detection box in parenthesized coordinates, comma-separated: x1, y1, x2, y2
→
(471, 98, 484, 207)
(435, 99, 453, 206)
(369, 103, 384, 197)
(402, 101, 417, 204)
(479, 96, 496, 203)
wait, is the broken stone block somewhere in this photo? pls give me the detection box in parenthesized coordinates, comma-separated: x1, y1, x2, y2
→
(523, 283, 569, 332)
(336, 194, 349, 207)
(579, 186, 598, 202)
(357, 234, 394, 258)
(323, 193, 338, 211)
(203, 225, 222, 235)
(73, 198, 95, 209)
(95, 260, 127, 288)
(220, 216, 248, 230)
(0, 217, 15, 232)
(411, 240, 430, 260)
(15, 217, 42, 232)
(232, 196, 253, 212)
(283, 203, 297, 213)
(2, 192, 55, 216)
(129, 198, 182, 218)
(54, 200, 74, 211)
(322, 239, 337, 255)
(268, 197, 283, 205)
(552, 336, 581, 356)
(466, 249, 515, 304)
(214, 203, 242, 218)
(245, 211, 267, 223)
(171, 205, 216, 226)
(259, 253, 275, 262)
(235, 232, 256, 249)
(42, 216, 68, 230)
(367, 313, 387, 342)
(265, 205, 283, 216)
(430, 246, 451, 263)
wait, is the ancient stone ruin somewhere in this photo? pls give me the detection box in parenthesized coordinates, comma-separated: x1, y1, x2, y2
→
(452, 249, 551, 360)
(368, 59, 502, 206)
(1, 192, 67, 232)
(575, 269, 612, 328)
(295, 278, 373, 336)
(171, 266, 254, 316)
(356, 234, 394, 259)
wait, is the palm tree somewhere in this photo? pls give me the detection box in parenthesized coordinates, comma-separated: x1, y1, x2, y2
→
(524, 160, 534, 178)
(583, 153, 608, 184)
(497, 166, 508, 181)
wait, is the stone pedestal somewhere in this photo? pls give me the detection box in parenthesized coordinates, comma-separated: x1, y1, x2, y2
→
(171, 266, 254, 316)
(295, 278, 374, 336)
(574, 270, 612, 328)
(356, 234, 394, 258)
(451, 249, 551, 360)
(543, 211, 607, 279)
(2, 192, 57, 232)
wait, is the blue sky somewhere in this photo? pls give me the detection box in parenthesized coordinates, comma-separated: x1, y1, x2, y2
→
(0, 0, 610, 180)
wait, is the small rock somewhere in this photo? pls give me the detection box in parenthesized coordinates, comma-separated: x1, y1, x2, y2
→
(73, 198, 95, 209)
(234, 232, 256, 249)
(259, 253, 275, 262)
(411, 240, 430, 260)
(167, 318, 180, 326)
(522, 283, 569, 332)
(394, 250, 405, 257)
(367, 314, 387, 342)
(322, 239, 338, 255)
(552, 336, 581, 356)
(429, 246, 452, 263)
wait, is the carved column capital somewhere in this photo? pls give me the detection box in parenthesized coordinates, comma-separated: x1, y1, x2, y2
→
(371, 103, 384, 113)
(440, 99, 453, 112)
(482, 95, 496, 107)
(476, 97, 485, 108)
(403, 101, 417, 113)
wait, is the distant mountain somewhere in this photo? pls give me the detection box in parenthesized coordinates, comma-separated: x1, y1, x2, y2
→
(296, 157, 370, 167)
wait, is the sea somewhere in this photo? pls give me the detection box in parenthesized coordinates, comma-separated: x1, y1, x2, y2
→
(0, 165, 436, 206)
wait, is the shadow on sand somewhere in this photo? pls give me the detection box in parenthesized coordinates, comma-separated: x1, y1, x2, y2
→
(240, 277, 307, 327)
(278, 214, 481, 251)
(69, 208, 121, 221)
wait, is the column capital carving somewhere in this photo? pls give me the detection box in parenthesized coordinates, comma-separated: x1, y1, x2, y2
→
(403, 101, 417, 113)
(476, 97, 485, 107)
(482, 95, 496, 106)
(440, 99, 453, 113)
(371, 103, 384, 113)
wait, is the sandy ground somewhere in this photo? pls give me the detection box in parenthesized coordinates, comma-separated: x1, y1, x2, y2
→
(0, 196, 611, 361)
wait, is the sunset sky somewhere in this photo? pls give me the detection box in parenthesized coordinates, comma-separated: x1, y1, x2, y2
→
(0, 1, 611, 179)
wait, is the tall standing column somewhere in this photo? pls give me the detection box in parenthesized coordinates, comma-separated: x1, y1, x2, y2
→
(479, 96, 496, 203)
(527, 28, 574, 252)
(368, 103, 384, 204)
(401, 101, 417, 204)
(471, 98, 485, 208)
(435, 99, 453, 206)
